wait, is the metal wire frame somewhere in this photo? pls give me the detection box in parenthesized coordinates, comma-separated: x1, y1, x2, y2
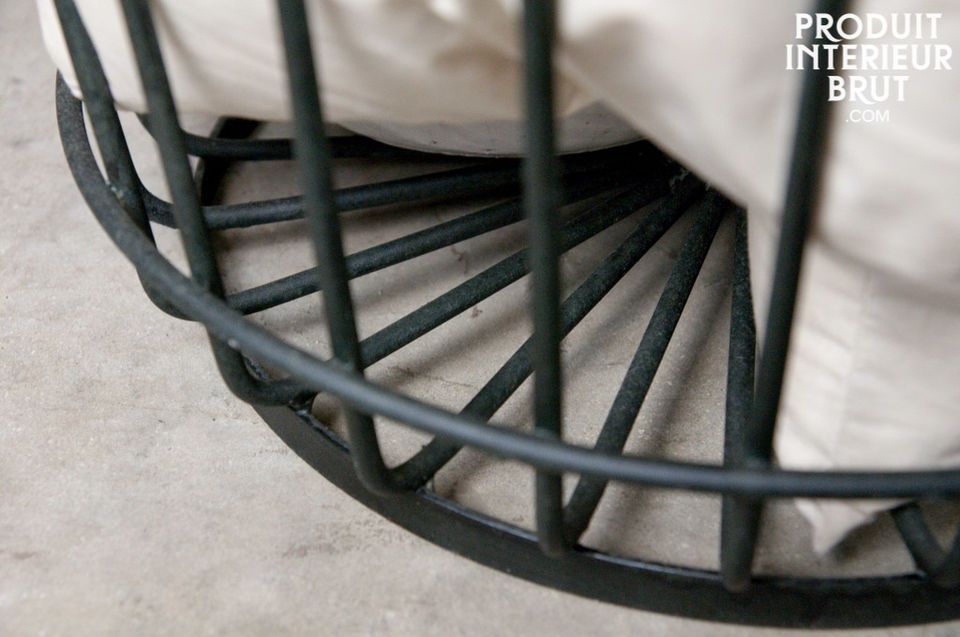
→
(52, 0, 960, 627)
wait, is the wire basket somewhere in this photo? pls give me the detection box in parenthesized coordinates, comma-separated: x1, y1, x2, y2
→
(52, 0, 960, 627)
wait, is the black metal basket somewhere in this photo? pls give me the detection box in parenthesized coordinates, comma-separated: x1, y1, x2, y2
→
(53, 0, 960, 627)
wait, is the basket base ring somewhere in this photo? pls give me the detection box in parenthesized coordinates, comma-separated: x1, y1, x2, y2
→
(254, 401, 958, 629)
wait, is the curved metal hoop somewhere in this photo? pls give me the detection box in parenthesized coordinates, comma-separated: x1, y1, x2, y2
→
(52, 0, 960, 627)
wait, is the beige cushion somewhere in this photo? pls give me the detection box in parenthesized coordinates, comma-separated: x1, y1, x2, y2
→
(38, 0, 637, 155)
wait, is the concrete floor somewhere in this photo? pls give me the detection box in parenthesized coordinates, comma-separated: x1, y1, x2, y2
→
(2, 3, 959, 635)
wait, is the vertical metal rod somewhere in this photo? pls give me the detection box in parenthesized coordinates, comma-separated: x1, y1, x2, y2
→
(52, 0, 146, 230)
(276, 0, 400, 495)
(118, 0, 310, 406)
(522, 0, 567, 557)
(719, 211, 758, 592)
(51, 0, 183, 317)
(725, 0, 851, 590)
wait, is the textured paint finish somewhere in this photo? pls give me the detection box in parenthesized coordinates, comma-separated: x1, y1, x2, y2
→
(3, 1, 960, 634)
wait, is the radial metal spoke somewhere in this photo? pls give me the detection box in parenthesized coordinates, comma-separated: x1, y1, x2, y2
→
(119, 0, 311, 406)
(228, 168, 640, 315)
(141, 161, 524, 229)
(359, 175, 672, 368)
(563, 191, 727, 543)
(140, 142, 653, 230)
(392, 179, 705, 490)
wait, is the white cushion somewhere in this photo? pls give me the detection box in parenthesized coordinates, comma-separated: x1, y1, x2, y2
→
(38, 0, 637, 155)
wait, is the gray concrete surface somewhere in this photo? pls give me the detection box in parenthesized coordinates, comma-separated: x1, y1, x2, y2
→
(2, 2, 959, 635)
